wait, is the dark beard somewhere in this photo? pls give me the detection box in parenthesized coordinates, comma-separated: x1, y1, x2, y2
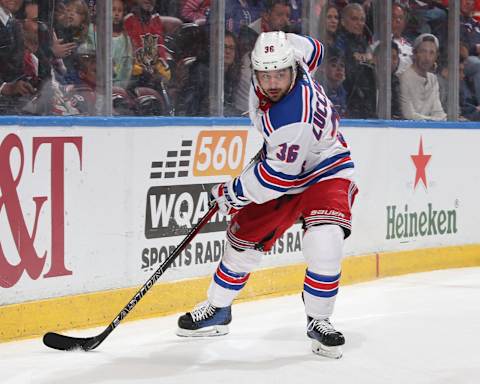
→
(113, 21, 124, 33)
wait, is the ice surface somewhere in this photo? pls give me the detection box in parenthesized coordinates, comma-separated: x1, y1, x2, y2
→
(1, 267, 479, 384)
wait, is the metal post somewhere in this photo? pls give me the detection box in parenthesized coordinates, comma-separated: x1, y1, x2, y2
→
(37, 0, 54, 115)
(302, 0, 320, 39)
(209, 1, 225, 116)
(96, 0, 113, 116)
(447, 1, 460, 121)
(377, 0, 392, 120)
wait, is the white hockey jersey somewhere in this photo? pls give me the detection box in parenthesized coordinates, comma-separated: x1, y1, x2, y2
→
(232, 34, 355, 206)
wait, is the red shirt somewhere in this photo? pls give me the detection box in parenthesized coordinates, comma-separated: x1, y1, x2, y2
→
(475, 0, 480, 22)
(124, 12, 167, 59)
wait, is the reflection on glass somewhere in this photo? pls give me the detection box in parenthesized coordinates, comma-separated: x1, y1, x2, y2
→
(0, 0, 466, 119)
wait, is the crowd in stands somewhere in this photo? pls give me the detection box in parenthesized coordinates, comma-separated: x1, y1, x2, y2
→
(1, 0, 480, 121)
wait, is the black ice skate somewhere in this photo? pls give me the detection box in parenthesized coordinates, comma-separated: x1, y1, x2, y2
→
(306, 316, 345, 359)
(176, 301, 232, 337)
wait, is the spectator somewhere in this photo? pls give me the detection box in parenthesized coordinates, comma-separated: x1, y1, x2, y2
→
(474, 0, 480, 22)
(0, 0, 37, 113)
(460, 0, 480, 102)
(247, 0, 291, 35)
(288, 0, 302, 33)
(55, 0, 92, 84)
(153, 0, 181, 17)
(85, 0, 95, 21)
(65, 48, 97, 114)
(180, 0, 210, 24)
(19, 0, 78, 116)
(390, 41, 403, 119)
(399, 33, 446, 120)
(236, 0, 291, 59)
(50, 2, 77, 63)
(323, 3, 340, 48)
(65, 0, 92, 47)
(225, 0, 263, 36)
(392, 3, 413, 75)
(124, 0, 173, 114)
(234, 0, 292, 113)
(22, 0, 39, 81)
(177, 30, 241, 116)
(334, 3, 377, 118)
(112, 0, 133, 89)
(350, 0, 375, 42)
(459, 59, 480, 121)
(323, 48, 347, 118)
(461, 0, 480, 56)
(438, 55, 480, 121)
(403, 0, 447, 43)
(125, 0, 170, 82)
(62, 46, 137, 116)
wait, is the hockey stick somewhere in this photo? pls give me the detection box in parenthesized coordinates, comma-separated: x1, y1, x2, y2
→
(43, 203, 219, 352)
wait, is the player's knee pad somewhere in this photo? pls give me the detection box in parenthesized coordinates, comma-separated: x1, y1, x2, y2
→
(221, 242, 263, 274)
(303, 224, 344, 275)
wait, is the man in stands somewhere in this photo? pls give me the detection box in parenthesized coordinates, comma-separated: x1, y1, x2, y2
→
(392, 3, 413, 75)
(0, 0, 36, 113)
(399, 33, 446, 120)
(333, 3, 376, 118)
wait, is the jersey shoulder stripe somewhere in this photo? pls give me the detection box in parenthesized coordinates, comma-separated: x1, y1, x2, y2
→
(262, 79, 314, 136)
(305, 36, 324, 72)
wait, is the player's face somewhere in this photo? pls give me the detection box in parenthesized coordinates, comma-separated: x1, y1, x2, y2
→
(256, 68, 292, 102)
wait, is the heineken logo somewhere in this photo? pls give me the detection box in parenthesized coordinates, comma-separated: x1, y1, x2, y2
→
(386, 203, 457, 240)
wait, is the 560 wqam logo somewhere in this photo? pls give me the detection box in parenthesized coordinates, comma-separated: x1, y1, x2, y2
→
(140, 130, 248, 271)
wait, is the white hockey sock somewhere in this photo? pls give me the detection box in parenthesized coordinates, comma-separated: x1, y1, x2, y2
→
(207, 243, 263, 308)
(302, 225, 344, 319)
(303, 270, 341, 319)
(207, 261, 250, 307)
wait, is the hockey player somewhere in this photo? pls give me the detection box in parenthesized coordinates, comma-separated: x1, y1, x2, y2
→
(176, 31, 358, 359)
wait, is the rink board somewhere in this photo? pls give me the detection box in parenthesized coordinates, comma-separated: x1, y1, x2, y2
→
(0, 117, 479, 342)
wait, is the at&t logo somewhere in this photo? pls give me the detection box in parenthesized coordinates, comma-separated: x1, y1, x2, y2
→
(0, 134, 82, 288)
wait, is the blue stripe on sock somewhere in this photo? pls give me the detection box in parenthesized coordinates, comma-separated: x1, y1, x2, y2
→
(304, 284, 339, 298)
(214, 274, 245, 291)
(305, 269, 341, 282)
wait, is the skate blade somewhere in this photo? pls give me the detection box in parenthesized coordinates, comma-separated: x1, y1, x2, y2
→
(311, 340, 343, 359)
(176, 325, 229, 338)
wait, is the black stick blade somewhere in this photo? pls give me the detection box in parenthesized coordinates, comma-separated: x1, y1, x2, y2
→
(43, 332, 102, 352)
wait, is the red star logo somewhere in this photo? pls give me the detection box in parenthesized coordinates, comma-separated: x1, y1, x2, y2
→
(411, 137, 431, 189)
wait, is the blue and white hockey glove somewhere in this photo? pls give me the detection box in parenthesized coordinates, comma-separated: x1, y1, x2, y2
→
(210, 178, 250, 216)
